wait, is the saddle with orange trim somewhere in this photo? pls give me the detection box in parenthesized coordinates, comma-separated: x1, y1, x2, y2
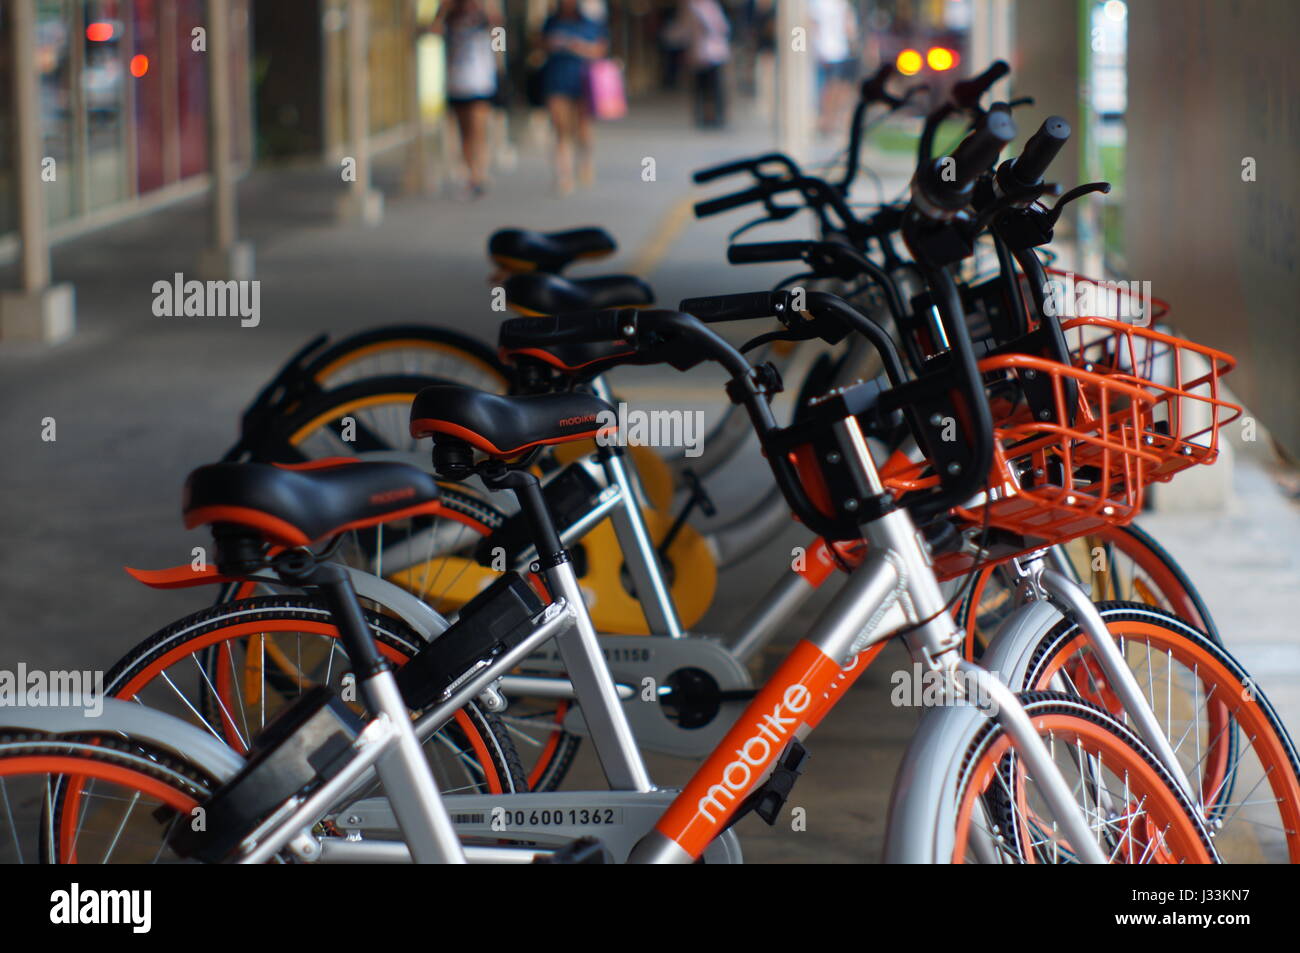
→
(182, 459, 443, 547)
(409, 386, 615, 459)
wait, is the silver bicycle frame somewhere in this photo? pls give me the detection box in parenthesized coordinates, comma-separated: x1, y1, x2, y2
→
(588, 376, 683, 638)
(241, 600, 585, 863)
(629, 416, 1109, 863)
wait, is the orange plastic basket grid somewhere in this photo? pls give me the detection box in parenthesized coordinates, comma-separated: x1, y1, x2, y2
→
(1059, 317, 1242, 483)
(880, 353, 1161, 581)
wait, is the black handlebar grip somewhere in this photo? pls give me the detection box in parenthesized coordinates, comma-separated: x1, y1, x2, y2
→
(727, 241, 812, 265)
(950, 59, 1009, 110)
(498, 310, 633, 349)
(678, 291, 778, 323)
(694, 184, 768, 217)
(948, 109, 1018, 190)
(693, 157, 759, 185)
(1008, 115, 1071, 186)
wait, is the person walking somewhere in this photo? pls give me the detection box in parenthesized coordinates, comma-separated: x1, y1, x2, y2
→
(809, 0, 859, 137)
(668, 0, 731, 128)
(537, 0, 609, 195)
(433, 0, 501, 198)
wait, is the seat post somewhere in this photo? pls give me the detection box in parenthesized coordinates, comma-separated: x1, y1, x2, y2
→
(483, 465, 654, 792)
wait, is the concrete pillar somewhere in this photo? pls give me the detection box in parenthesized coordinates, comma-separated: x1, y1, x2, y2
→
(775, 0, 814, 163)
(401, 0, 435, 195)
(969, 0, 1014, 90)
(322, 1, 345, 158)
(199, 0, 255, 279)
(1011, 0, 1085, 248)
(0, 0, 75, 344)
(337, 0, 384, 224)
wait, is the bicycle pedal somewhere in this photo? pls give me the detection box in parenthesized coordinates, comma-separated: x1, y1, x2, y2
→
(727, 740, 809, 829)
(395, 571, 544, 711)
(533, 837, 613, 864)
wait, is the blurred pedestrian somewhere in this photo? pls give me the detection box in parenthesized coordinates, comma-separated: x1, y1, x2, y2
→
(433, 0, 501, 198)
(668, 0, 731, 128)
(537, 0, 609, 195)
(809, 0, 859, 137)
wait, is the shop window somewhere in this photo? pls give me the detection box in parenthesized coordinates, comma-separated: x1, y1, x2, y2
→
(175, 0, 208, 178)
(36, 0, 77, 224)
(83, 0, 129, 210)
(132, 0, 163, 194)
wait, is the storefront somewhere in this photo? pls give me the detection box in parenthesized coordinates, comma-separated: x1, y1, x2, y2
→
(0, 0, 252, 246)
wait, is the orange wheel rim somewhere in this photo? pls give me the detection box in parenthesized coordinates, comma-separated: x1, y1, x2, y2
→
(952, 712, 1214, 863)
(1033, 620, 1300, 862)
(0, 758, 203, 865)
(114, 619, 506, 795)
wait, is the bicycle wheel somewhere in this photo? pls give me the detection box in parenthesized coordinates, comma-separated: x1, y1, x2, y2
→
(0, 734, 215, 864)
(951, 693, 1216, 863)
(100, 597, 526, 796)
(1021, 603, 1300, 863)
(304, 325, 511, 393)
(959, 524, 1222, 657)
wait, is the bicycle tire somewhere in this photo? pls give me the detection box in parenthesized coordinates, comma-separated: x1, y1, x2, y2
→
(957, 524, 1223, 657)
(1022, 602, 1300, 863)
(303, 324, 512, 393)
(0, 733, 217, 864)
(951, 692, 1216, 863)
(99, 597, 527, 796)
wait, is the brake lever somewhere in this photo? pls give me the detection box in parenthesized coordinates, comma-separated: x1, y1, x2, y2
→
(972, 181, 1058, 233)
(740, 329, 805, 353)
(1044, 181, 1111, 226)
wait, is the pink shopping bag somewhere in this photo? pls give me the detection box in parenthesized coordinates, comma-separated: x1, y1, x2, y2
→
(586, 59, 628, 121)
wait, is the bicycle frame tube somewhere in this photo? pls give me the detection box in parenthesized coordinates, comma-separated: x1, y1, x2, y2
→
(626, 417, 1106, 863)
(1036, 565, 1199, 802)
(588, 377, 684, 638)
(543, 557, 655, 791)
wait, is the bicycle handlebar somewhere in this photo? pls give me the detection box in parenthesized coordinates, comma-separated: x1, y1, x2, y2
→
(498, 309, 635, 349)
(950, 59, 1009, 112)
(914, 108, 1018, 217)
(692, 152, 802, 185)
(1001, 115, 1070, 189)
(677, 290, 780, 323)
(694, 183, 774, 218)
(725, 241, 813, 266)
(950, 110, 1018, 191)
(860, 62, 900, 108)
